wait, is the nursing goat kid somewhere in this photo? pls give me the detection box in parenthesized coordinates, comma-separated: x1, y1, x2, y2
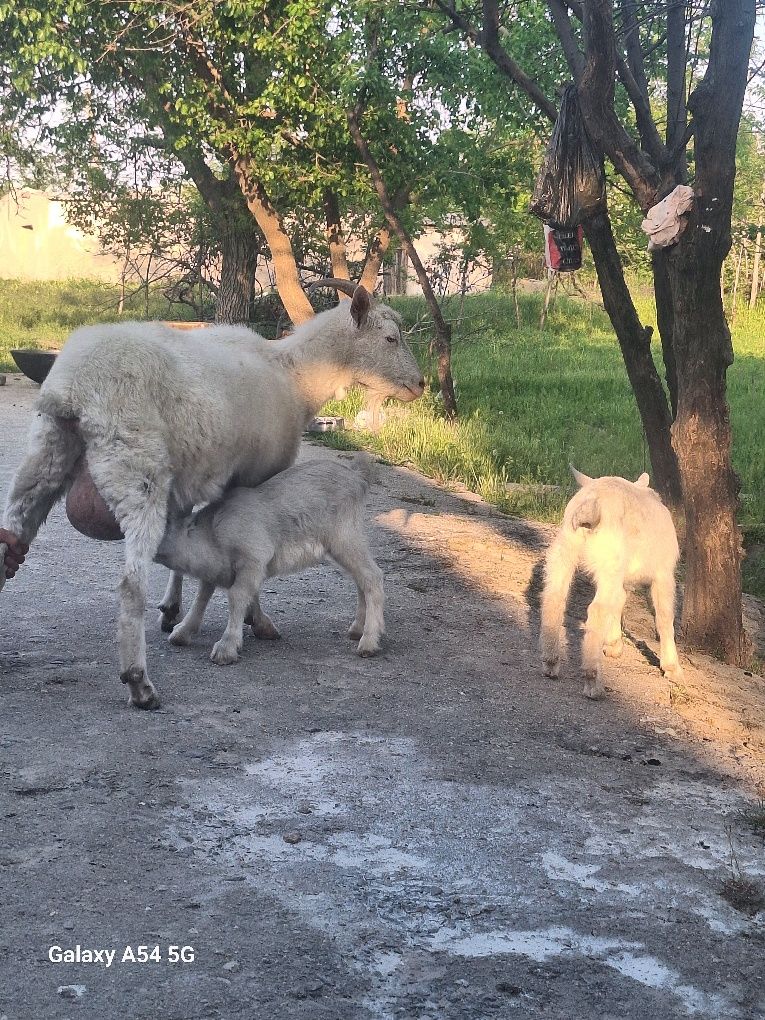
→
(1, 284, 423, 709)
(540, 466, 682, 699)
(155, 456, 384, 663)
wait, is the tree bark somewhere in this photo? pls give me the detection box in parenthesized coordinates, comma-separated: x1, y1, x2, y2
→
(359, 225, 391, 292)
(216, 225, 260, 323)
(233, 160, 314, 325)
(584, 212, 682, 506)
(651, 253, 679, 417)
(323, 189, 351, 295)
(662, 0, 755, 665)
(347, 110, 458, 418)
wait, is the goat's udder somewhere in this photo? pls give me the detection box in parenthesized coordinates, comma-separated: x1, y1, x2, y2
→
(66, 460, 123, 541)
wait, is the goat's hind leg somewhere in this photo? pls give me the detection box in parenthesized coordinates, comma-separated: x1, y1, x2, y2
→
(602, 586, 627, 659)
(539, 538, 576, 679)
(582, 577, 625, 699)
(159, 570, 185, 632)
(1, 415, 83, 591)
(651, 572, 682, 680)
(245, 592, 281, 640)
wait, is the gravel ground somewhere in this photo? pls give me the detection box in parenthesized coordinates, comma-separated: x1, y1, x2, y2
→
(1, 375, 764, 1019)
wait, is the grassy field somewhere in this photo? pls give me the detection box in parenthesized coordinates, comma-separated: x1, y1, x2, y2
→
(2, 277, 764, 587)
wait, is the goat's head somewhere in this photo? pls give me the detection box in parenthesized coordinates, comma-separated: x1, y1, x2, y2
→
(312, 281, 425, 403)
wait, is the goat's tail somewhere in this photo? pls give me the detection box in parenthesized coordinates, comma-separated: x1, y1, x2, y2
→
(539, 535, 578, 676)
(352, 452, 378, 486)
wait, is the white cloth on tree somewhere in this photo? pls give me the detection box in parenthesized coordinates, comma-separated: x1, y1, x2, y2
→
(641, 185, 695, 252)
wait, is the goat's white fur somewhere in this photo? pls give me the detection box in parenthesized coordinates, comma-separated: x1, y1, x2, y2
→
(155, 456, 384, 663)
(540, 466, 682, 698)
(2, 288, 421, 708)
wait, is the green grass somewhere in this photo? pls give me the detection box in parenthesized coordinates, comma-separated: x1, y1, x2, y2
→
(3, 278, 765, 590)
(0, 278, 198, 370)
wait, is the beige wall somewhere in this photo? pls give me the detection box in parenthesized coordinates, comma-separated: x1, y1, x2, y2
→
(0, 189, 121, 282)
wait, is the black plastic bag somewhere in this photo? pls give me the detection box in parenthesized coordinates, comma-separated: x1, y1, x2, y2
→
(530, 85, 606, 228)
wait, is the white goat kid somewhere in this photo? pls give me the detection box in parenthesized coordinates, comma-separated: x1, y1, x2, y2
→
(1, 284, 422, 709)
(540, 466, 682, 699)
(155, 456, 384, 663)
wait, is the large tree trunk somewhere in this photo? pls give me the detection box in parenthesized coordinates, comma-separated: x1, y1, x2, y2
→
(651, 254, 679, 417)
(584, 212, 682, 505)
(233, 160, 314, 325)
(216, 226, 260, 323)
(324, 189, 351, 293)
(359, 225, 392, 292)
(661, 0, 755, 665)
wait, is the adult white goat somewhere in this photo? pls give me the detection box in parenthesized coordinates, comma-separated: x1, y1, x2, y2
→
(540, 466, 682, 699)
(0, 283, 423, 709)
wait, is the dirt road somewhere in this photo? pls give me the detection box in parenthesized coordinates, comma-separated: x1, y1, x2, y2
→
(1, 377, 763, 1018)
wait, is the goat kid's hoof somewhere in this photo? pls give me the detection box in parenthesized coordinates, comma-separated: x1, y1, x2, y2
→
(251, 617, 281, 640)
(158, 602, 180, 633)
(168, 626, 192, 647)
(543, 658, 560, 679)
(121, 667, 161, 710)
(356, 637, 382, 657)
(603, 638, 624, 659)
(582, 671, 605, 700)
(661, 661, 683, 681)
(210, 641, 240, 665)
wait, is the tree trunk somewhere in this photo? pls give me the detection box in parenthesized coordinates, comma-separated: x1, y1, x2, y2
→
(216, 226, 260, 323)
(584, 211, 682, 506)
(359, 225, 391, 291)
(233, 160, 314, 325)
(324, 189, 351, 295)
(348, 110, 457, 417)
(651, 254, 679, 417)
(750, 207, 763, 308)
(667, 248, 750, 664)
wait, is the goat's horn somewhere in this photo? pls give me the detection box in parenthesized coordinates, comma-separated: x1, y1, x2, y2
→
(306, 278, 358, 298)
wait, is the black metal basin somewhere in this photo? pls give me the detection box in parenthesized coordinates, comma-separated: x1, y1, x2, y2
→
(10, 349, 58, 384)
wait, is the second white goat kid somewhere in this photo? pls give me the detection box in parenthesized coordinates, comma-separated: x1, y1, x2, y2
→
(540, 466, 682, 699)
(155, 456, 385, 664)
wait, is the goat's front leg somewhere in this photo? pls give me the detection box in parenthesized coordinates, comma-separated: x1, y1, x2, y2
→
(581, 579, 625, 699)
(211, 574, 260, 665)
(169, 581, 215, 646)
(245, 592, 281, 640)
(159, 570, 185, 632)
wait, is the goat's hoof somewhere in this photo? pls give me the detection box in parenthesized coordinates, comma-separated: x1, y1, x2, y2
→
(210, 641, 240, 665)
(347, 623, 364, 640)
(662, 661, 683, 681)
(603, 639, 624, 659)
(159, 603, 180, 633)
(251, 617, 281, 640)
(357, 637, 381, 657)
(543, 658, 560, 679)
(121, 667, 161, 710)
(168, 626, 192, 646)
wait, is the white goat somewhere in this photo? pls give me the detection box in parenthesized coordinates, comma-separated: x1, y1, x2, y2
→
(155, 456, 384, 663)
(1, 284, 422, 709)
(540, 466, 682, 699)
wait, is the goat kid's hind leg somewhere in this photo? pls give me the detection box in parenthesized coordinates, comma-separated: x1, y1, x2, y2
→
(581, 578, 625, 699)
(245, 592, 281, 640)
(211, 572, 261, 665)
(651, 573, 682, 680)
(603, 586, 627, 659)
(1, 415, 83, 591)
(331, 537, 385, 657)
(539, 538, 576, 679)
(169, 581, 215, 646)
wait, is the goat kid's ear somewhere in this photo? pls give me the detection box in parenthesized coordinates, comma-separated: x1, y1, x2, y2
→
(569, 463, 592, 488)
(350, 285, 370, 328)
(634, 472, 650, 488)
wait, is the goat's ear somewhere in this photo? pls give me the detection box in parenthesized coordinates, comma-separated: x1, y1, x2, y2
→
(571, 498, 601, 531)
(350, 285, 370, 328)
(634, 472, 650, 488)
(569, 463, 592, 488)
